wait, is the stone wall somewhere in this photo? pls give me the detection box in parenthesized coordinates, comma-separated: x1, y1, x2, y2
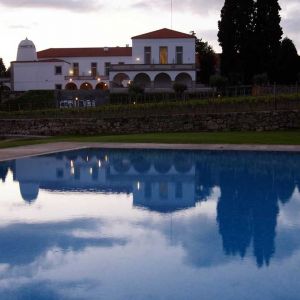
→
(1, 110, 300, 136)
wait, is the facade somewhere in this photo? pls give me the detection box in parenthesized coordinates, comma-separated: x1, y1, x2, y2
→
(11, 29, 196, 92)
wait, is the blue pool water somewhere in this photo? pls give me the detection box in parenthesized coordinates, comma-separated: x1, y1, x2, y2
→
(0, 148, 300, 300)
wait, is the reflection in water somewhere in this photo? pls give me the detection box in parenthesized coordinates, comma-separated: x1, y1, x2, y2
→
(1, 149, 300, 299)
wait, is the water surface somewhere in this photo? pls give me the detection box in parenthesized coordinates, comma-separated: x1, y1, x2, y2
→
(0, 149, 299, 300)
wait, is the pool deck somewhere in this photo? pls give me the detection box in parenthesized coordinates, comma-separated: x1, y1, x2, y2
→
(1, 142, 300, 161)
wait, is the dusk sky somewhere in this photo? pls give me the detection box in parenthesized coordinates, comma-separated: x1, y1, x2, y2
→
(0, 0, 299, 66)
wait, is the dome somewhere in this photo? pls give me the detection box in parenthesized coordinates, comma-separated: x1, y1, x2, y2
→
(16, 38, 37, 61)
(19, 182, 40, 204)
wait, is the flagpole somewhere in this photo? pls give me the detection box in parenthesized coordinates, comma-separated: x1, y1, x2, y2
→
(171, 0, 173, 29)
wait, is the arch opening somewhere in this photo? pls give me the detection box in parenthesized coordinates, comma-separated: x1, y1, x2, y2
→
(175, 73, 193, 88)
(80, 82, 93, 90)
(65, 82, 78, 90)
(134, 73, 151, 88)
(112, 73, 130, 88)
(154, 73, 172, 88)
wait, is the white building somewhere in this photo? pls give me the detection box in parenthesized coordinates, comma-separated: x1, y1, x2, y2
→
(11, 28, 196, 92)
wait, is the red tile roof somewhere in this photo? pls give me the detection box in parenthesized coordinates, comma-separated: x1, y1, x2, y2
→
(37, 47, 132, 59)
(12, 59, 70, 64)
(132, 28, 196, 39)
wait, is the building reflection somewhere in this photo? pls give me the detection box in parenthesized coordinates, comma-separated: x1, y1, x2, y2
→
(2, 149, 300, 267)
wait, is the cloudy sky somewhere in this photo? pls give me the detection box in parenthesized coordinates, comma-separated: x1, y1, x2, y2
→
(0, 0, 299, 66)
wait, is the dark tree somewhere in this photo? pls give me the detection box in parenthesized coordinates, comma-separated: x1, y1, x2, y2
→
(195, 39, 217, 84)
(276, 38, 299, 84)
(5, 66, 11, 78)
(0, 59, 6, 77)
(218, 0, 255, 83)
(254, 0, 283, 81)
(218, 0, 239, 78)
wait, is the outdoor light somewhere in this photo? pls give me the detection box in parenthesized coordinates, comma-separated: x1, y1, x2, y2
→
(89, 168, 93, 175)
(136, 57, 140, 61)
(89, 70, 92, 74)
(137, 182, 141, 190)
(69, 78, 73, 82)
(75, 97, 78, 101)
(69, 70, 73, 75)
(97, 78, 101, 81)
(98, 160, 102, 168)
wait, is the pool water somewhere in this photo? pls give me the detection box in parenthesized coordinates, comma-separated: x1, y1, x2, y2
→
(0, 148, 300, 300)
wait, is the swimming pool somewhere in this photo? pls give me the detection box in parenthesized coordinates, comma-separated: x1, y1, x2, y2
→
(0, 148, 299, 299)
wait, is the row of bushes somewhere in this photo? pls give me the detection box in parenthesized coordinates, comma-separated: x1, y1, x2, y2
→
(0, 90, 56, 111)
(0, 93, 299, 119)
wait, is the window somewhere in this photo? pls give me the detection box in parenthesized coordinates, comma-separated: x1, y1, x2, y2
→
(73, 63, 79, 76)
(105, 62, 111, 76)
(159, 47, 168, 64)
(144, 47, 151, 64)
(176, 46, 183, 64)
(145, 183, 152, 199)
(55, 66, 62, 75)
(56, 168, 64, 179)
(55, 84, 62, 90)
(118, 62, 125, 65)
(159, 182, 168, 199)
(91, 62, 97, 77)
(175, 182, 183, 199)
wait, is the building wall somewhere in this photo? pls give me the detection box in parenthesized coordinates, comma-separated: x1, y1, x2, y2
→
(12, 62, 69, 91)
(55, 56, 132, 77)
(132, 38, 195, 64)
(109, 70, 196, 82)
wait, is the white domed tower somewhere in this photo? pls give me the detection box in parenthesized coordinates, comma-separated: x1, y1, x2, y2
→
(16, 38, 37, 61)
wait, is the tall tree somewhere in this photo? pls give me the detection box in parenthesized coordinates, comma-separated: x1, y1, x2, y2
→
(254, 0, 283, 80)
(218, 0, 239, 78)
(276, 38, 299, 84)
(195, 38, 217, 84)
(0, 59, 6, 77)
(218, 0, 255, 83)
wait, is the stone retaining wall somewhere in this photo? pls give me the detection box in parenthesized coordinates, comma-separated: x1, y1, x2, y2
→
(0, 110, 300, 136)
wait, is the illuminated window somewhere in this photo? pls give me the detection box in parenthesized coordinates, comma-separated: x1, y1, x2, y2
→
(159, 47, 168, 64)
(73, 63, 79, 76)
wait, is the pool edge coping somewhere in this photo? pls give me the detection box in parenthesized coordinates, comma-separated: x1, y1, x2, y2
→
(2, 142, 300, 162)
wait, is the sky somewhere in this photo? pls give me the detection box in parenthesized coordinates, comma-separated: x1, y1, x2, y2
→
(0, 0, 299, 67)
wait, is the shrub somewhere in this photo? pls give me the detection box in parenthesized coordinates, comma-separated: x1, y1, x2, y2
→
(253, 73, 269, 86)
(173, 83, 187, 98)
(209, 75, 228, 90)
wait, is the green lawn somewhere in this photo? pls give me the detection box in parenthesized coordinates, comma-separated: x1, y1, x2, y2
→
(1, 131, 300, 149)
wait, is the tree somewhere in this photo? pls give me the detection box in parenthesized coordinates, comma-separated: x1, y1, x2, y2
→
(218, 0, 255, 83)
(0, 59, 6, 77)
(195, 39, 217, 84)
(218, 0, 239, 78)
(5, 66, 11, 78)
(254, 0, 283, 80)
(274, 38, 299, 84)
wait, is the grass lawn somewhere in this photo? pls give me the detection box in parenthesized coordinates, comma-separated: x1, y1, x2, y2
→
(1, 131, 300, 149)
